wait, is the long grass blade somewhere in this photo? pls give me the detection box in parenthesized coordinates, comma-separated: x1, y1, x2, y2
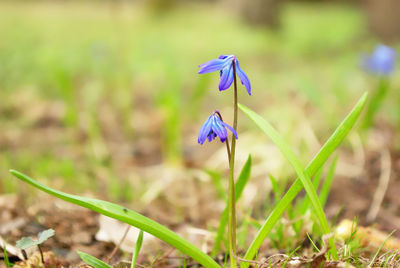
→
(10, 170, 220, 268)
(212, 155, 252, 255)
(78, 251, 112, 268)
(239, 104, 337, 258)
(131, 230, 144, 268)
(240, 92, 367, 267)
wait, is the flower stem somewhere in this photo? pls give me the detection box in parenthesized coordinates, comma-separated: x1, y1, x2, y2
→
(228, 60, 238, 268)
(362, 77, 388, 130)
(215, 111, 231, 163)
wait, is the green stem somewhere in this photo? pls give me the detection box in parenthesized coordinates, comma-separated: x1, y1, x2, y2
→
(215, 111, 231, 163)
(362, 77, 388, 130)
(228, 60, 238, 268)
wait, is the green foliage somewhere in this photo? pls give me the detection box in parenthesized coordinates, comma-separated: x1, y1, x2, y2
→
(131, 230, 144, 268)
(239, 92, 367, 267)
(16, 229, 55, 250)
(10, 170, 220, 268)
(77, 251, 112, 268)
(239, 102, 338, 259)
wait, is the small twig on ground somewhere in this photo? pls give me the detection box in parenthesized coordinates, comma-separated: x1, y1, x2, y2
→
(106, 225, 130, 263)
(367, 148, 391, 222)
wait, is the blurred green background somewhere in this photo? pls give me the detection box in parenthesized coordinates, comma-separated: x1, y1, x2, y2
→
(0, 0, 399, 203)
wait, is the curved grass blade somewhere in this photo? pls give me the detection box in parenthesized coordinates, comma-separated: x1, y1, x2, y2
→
(239, 104, 337, 258)
(239, 92, 367, 267)
(131, 230, 143, 268)
(78, 251, 112, 268)
(10, 170, 220, 268)
(212, 155, 252, 256)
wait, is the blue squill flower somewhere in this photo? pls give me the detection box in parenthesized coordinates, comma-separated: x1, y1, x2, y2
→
(198, 111, 238, 145)
(198, 55, 251, 95)
(363, 45, 397, 75)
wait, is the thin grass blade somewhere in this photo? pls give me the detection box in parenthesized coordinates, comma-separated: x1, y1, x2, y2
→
(268, 174, 282, 205)
(292, 167, 324, 233)
(319, 156, 338, 208)
(239, 103, 337, 258)
(212, 155, 252, 255)
(240, 92, 367, 267)
(3, 245, 11, 268)
(10, 170, 220, 268)
(297, 168, 324, 211)
(131, 230, 144, 268)
(368, 230, 396, 268)
(78, 251, 112, 268)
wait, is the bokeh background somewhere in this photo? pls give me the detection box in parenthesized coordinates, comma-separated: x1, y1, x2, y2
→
(1, 0, 400, 241)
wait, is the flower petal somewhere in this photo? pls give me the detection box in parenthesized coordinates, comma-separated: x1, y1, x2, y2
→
(222, 121, 238, 139)
(198, 116, 213, 144)
(198, 58, 230, 74)
(207, 132, 217, 142)
(363, 45, 397, 75)
(219, 65, 234, 91)
(236, 60, 251, 95)
(211, 116, 228, 142)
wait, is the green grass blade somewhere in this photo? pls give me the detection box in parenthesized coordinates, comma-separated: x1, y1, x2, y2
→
(306, 233, 320, 253)
(10, 170, 220, 268)
(212, 155, 252, 256)
(240, 92, 367, 267)
(292, 167, 324, 233)
(319, 156, 338, 208)
(368, 230, 396, 268)
(131, 230, 144, 268)
(295, 167, 324, 215)
(3, 244, 11, 268)
(268, 174, 282, 205)
(78, 251, 112, 268)
(239, 104, 337, 258)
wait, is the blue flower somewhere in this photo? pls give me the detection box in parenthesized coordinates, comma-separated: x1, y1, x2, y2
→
(363, 45, 397, 75)
(198, 111, 238, 145)
(198, 55, 251, 95)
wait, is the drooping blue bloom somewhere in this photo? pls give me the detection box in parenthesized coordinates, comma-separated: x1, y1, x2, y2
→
(363, 45, 397, 75)
(198, 111, 238, 145)
(198, 55, 251, 95)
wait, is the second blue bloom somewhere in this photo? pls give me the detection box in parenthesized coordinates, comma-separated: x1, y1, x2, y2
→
(198, 111, 238, 145)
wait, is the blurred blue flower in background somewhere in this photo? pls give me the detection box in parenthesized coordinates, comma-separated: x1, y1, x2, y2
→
(363, 45, 397, 75)
(198, 111, 238, 145)
(198, 55, 251, 95)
